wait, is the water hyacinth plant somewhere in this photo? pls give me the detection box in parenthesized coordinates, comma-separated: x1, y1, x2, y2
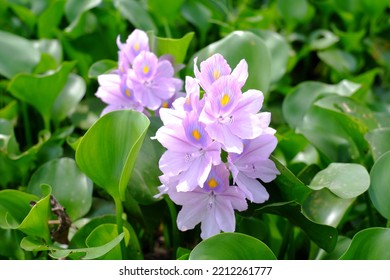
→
(1, 0, 390, 262)
(154, 54, 279, 239)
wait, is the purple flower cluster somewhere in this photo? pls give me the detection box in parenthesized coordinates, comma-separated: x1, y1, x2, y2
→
(154, 53, 280, 239)
(95, 29, 183, 115)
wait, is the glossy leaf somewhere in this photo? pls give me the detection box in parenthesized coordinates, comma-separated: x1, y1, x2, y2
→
(114, 0, 157, 32)
(340, 228, 390, 260)
(277, 0, 309, 22)
(369, 151, 390, 220)
(51, 73, 86, 124)
(365, 128, 390, 161)
(86, 223, 130, 260)
(65, 0, 101, 23)
(27, 158, 93, 221)
(303, 188, 355, 227)
(152, 32, 194, 64)
(76, 110, 150, 200)
(21, 232, 125, 260)
(256, 202, 337, 252)
(252, 29, 290, 83)
(128, 117, 165, 205)
(283, 80, 360, 129)
(0, 190, 39, 229)
(88, 59, 117, 79)
(8, 61, 76, 128)
(308, 29, 339, 50)
(309, 163, 370, 199)
(189, 232, 277, 260)
(316, 236, 351, 260)
(0, 30, 40, 79)
(188, 31, 272, 94)
(318, 48, 358, 73)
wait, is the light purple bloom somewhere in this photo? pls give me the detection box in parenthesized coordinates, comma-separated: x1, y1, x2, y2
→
(228, 134, 280, 203)
(95, 73, 143, 115)
(199, 75, 264, 153)
(194, 54, 248, 92)
(117, 29, 149, 73)
(129, 50, 183, 111)
(155, 111, 221, 192)
(168, 164, 247, 239)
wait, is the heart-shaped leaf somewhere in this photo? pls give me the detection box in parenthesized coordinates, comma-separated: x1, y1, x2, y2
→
(76, 110, 150, 201)
(189, 232, 277, 260)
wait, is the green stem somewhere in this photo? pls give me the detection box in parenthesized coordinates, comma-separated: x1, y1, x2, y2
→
(386, 220, 390, 228)
(114, 196, 127, 259)
(364, 192, 375, 227)
(278, 222, 293, 260)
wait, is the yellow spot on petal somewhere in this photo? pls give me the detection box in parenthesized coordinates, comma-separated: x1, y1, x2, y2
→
(162, 101, 169, 108)
(133, 43, 140, 51)
(186, 97, 191, 105)
(208, 178, 218, 189)
(213, 69, 220, 80)
(192, 129, 201, 141)
(221, 94, 230, 106)
(125, 89, 131, 97)
(143, 65, 149, 74)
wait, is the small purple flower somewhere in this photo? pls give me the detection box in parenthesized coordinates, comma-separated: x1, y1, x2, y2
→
(117, 29, 149, 73)
(168, 164, 247, 239)
(95, 73, 143, 115)
(228, 134, 280, 203)
(129, 50, 183, 111)
(155, 111, 221, 192)
(199, 75, 264, 153)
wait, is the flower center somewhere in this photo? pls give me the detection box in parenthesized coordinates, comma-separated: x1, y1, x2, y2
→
(192, 129, 201, 141)
(213, 69, 220, 80)
(125, 89, 131, 97)
(221, 94, 230, 106)
(133, 43, 140, 51)
(143, 65, 150, 74)
(207, 178, 218, 189)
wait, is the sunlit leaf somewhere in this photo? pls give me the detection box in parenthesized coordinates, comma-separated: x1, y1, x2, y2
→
(309, 163, 370, 199)
(8, 61, 76, 129)
(365, 128, 390, 161)
(76, 110, 150, 201)
(189, 232, 277, 260)
(369, 151, 390, 220)
(88, 59, 117, 79)
(340, 228, 390, 260)
(27, 158, 93, 221)
(151, 32, 194, 64)
(114, 0, 157, 32)
(0, 30, 40, 79)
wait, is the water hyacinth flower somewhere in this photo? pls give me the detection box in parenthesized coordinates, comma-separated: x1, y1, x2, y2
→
(154, 53, 280, 239)
(95, 29, 183, 115)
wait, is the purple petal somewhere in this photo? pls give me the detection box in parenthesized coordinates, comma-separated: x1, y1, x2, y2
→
(200, 205, 220, 239)
(205, 122, 243, 153)
(132, 51, 158, 81)
(235, 173, 269, 203)
(234, 89, 264, 114)
(154, 125, 196, 152)
(155, 60, 174, 78)
(230, 114, 262, 140)
(231, 59, 248, 88)
(214, 198, 236, 233)
(159, 150, 191, 176)
(177, 200, 207, 232)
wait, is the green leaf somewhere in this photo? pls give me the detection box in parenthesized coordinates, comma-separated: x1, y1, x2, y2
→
(0, 30, 40, 79)
(365, 128, 390, 161)
(369, 151, 390, 220)
(32, 39, 63, 66)
(181, 0, 211, 43)
(88, 59, 117, 79)
(271, 155, 311, 204)
(70, 215, 142, 260)
(37, 0, 65, 38)
(18, 184, 52, 242)
(318, 48, 358, 73)
(65, 0, 101, 23)
(114, 0, 157, 32)
(251, 29, 290, 83)
(303, 188, 355, 227)
(152, 32, 194, 64)
(340, 228, 390, 260)
(128, 117, 164, 205)
(308, 29, 339, 50)
(51, 73, 86, 124)
(147, 0, 184, 24)
(283, 79, 360, 129)
(8, 61, 76, 129)
(309, 163, 370, 199)
(85, 223, 130, 260)
(76, 110, 150, 201)
(256, 202, 337, 252)
(27, 158, 93, 221)
(20, 232, 125, 260)
(189, 232, 277, 260)
(0, 190, 39, 229)
(316, 236, 351, 260)
(188, 31, 272, 94)
(277, 0, 309, 22)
